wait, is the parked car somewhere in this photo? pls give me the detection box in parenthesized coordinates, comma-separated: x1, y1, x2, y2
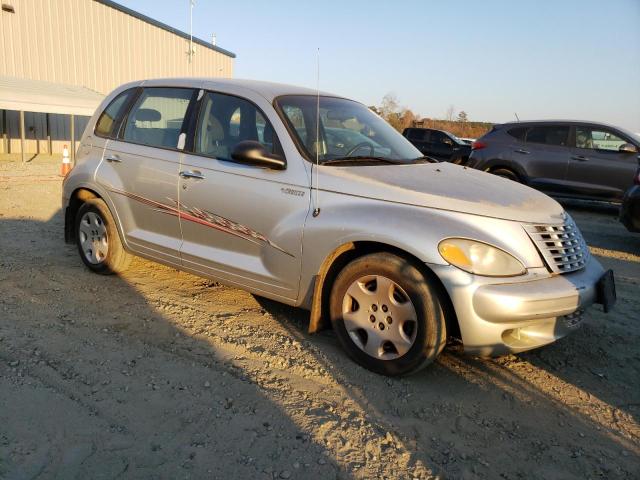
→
(63, 79, 615, 376)
(620, 161, 640, 232)
(468, 120, 640, 203)
(402, 127, 471, 163)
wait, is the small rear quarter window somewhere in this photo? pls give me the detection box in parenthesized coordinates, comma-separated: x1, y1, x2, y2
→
(95, 89, 136, 138)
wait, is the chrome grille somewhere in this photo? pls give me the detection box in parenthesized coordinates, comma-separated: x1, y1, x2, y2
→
(524, 216, 589, 274)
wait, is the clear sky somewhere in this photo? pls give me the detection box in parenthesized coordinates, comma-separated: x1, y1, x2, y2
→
(119, 0, 640, 132)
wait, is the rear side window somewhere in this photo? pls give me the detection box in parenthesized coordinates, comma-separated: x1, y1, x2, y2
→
(407, 129, 428, 141)
(123, 88, 194, 149)
(507, 127, 527, 141)
(95, 89, 136, 138)
(526, 126, 569, 146)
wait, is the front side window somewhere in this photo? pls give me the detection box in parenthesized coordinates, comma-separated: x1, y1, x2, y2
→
(123, 88, 193, 148)
(431, 131, 453, 145)
(576, 127, 627, 151)
(95, 89, 136, 138)
(195, 92, 279, 160)
(276, 95, 422, 163)
(526, 126, 569, 146)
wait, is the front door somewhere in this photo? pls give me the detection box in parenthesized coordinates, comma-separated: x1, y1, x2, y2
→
(98, 87, 196, 266)
(178, 91, 309, 301)
(566, 126, 638, 201)
(428, 130, 455, 160)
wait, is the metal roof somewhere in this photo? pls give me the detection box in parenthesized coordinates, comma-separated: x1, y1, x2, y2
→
(0, 76, 105, 116)
(95, 0, 236, 59)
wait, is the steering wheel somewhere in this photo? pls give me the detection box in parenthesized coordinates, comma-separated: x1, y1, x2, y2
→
(345, 142, 375, 157)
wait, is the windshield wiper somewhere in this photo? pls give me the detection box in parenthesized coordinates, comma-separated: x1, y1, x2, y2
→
(321, 156, 402, 165)
(410, 155, 439, 163)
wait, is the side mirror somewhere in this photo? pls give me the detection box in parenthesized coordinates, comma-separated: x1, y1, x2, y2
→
(619, 143, 638, 154)
(231, 141, 286, 170)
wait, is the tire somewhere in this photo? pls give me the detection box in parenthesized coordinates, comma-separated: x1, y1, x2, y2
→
(75, 198, 131, 275)
(329, 252, 447, 376)
(491, 168, 520, 182)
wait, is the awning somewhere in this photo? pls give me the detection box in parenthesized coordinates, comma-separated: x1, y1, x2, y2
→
(0, 76, 105, 116)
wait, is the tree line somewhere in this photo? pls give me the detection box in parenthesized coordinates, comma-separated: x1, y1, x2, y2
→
(369, 93, 493, 139)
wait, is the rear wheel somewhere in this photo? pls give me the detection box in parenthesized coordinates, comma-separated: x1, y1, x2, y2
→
(491, 167, 520, 182)
(329, 252, 447, 376)
(75, 198, 131, 275)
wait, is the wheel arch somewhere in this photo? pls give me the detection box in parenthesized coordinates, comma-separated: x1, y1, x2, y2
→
(483, 161, 528, 183)
(64, 187, 101, 243)
(308, 240, 460, 340)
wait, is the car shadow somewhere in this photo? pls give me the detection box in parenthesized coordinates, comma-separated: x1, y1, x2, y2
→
(256, 295, 640, 479)
(2, 206, 638, 479)
(0, 212, 357, 479)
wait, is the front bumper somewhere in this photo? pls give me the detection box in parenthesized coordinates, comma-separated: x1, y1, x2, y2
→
(430, 256, 608, 356)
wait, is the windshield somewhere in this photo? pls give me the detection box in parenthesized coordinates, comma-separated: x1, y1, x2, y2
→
(276, 95, 423, 164)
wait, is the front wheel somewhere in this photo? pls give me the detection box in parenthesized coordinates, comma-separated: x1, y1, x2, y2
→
(75, 198, 131, 274)
(329, 253, 447, 376)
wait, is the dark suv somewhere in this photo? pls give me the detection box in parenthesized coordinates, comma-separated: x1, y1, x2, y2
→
(403, 127, 471, 163)
(468, 121, 640, 203)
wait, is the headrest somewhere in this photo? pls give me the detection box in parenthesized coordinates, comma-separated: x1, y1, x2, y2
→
(263, 124, 273, 143)
(135, 108, 161, 122)
(207, 116, 225, 142)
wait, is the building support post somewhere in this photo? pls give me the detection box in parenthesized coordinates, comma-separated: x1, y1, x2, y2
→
(70, 114, 75, 165)
(46, 113, 52, 155)
(1, 110, 7, 154)
(19, 110, 25, 163)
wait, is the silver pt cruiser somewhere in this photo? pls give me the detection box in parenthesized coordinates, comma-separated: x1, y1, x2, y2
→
(63, 79, 616, 376)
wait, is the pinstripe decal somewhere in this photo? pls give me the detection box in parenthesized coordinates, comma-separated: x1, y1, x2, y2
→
(109, 188, 294, 257)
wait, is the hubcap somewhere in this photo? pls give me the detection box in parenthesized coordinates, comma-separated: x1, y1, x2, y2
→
(79, 211, 108, 264)
(341, 275, 418, 360)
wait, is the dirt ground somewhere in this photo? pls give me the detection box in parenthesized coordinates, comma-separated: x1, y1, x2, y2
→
(1, 159, 639, 480)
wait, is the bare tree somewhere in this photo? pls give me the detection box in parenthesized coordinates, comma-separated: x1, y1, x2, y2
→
(445, 105, 455, 122)
(375, 93, 420, 132)
(380, 93, 400, 119)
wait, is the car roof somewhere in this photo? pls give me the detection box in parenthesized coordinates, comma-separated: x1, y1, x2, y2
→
(497, 120, 639, 140)
(132, 77, 342, 103)
(500, 119, 622, 130)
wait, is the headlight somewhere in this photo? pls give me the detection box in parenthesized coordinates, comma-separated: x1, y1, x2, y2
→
(438, 238, 526, 276)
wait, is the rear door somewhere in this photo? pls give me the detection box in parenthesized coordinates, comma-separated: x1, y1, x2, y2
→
(405, 128, 430, 154)
(517, 124, 571, 194)
(566, 125, 638, 201)
(178, 90, 309, 301)
(97, 87, 197, 266)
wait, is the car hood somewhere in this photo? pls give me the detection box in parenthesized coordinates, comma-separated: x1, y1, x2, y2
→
(317, 162, 565, 224)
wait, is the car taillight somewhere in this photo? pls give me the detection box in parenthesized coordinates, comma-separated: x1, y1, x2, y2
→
(471, 140, 487, 150)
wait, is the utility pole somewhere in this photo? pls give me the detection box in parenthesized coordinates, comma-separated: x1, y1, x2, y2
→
(188, 0, 195, 65)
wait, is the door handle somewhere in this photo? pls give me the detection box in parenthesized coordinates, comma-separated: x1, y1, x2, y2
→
(105, 154, 121, 163)
(179, 170, 205, 180)
(515, 149, 530, 154)
(571, 155, 588, 161)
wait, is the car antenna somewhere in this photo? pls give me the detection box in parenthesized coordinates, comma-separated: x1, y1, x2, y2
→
(312, 47, 321, 218)
(514, 112, 520, 122)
